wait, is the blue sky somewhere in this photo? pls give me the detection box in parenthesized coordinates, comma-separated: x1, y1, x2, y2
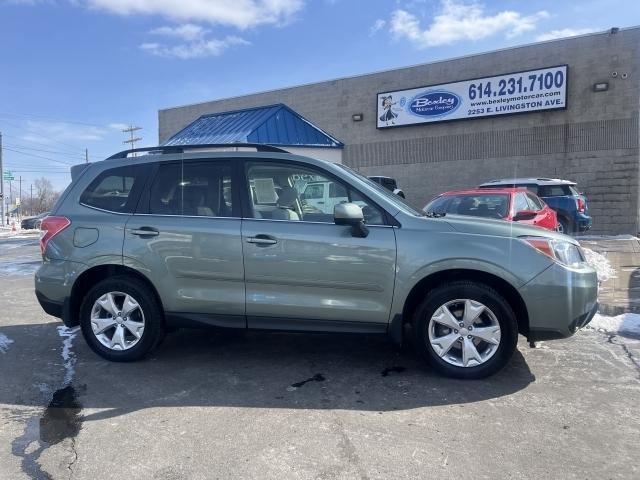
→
(0, 0, 638, 191)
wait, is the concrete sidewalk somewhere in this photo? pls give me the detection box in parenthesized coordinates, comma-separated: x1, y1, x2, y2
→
(579, 237, 640, 315)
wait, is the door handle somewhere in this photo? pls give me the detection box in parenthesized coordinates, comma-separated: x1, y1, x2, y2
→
(246, 234, 277, 246)
(131, 227, 159, 237)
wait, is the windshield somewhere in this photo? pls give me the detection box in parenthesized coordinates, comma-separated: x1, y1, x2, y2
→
(336, 164, 425, 216)
(425, 193, 510, 219)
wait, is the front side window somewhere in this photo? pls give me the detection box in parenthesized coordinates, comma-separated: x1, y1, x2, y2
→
(149, 161, 233, 217)
(247, 162, 385, 225)
(80, 165, 144, 213)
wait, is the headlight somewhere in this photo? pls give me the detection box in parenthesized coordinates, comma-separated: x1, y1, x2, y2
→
(520, 236, 585, 267)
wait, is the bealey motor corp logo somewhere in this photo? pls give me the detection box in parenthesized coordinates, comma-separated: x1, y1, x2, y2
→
(408, 90, 461, 118)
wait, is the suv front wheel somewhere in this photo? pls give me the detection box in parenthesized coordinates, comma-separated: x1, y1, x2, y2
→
(79, 276, 165, 362)
(413, 281, 518, 379)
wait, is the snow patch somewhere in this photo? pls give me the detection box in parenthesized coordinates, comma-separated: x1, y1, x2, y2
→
(0, 333, 14, 353)
(579, 234, 639, 241)
(582, 247, 616, 283)
(589, 313, 640, 338)
(57, 326, 80, 386)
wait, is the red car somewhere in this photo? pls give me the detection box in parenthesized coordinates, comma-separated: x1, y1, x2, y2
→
(423, 187, 558, 231)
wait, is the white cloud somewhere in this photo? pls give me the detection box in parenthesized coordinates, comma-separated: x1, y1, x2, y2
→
(150, 23, 209, 41)
(536, 27, 598, 42)
(81, 0, 305, 30)
(370, 19, 386, 36)
(140, 35, 249, 59)
(390, 0, 549, 48)
(108, 122, 131, 130)
(21, 120, 107, 143)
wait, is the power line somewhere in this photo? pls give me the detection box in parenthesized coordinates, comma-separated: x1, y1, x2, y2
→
(0, 132, 88, 156)
(3, 143, 86, 159)
(3, 147, 75, 165)
(0, 119, 91, 153)
(0, 111, 107, 128)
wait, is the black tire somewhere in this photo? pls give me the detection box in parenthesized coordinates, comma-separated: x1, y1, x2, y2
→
(558, 216, 572, 235)
(412, 281, 518, 379)
(79, 276, 165, 362)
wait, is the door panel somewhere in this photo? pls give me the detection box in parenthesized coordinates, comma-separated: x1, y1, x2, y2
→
(242, 219, 396, 325)
(124, 216, 245, 317)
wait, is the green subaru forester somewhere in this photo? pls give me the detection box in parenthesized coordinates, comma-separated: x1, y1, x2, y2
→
(35, 144, 598, 379)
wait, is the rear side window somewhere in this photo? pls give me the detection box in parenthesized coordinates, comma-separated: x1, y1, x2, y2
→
(80, 165, 145, 213)
(525, 193, 544, 211)
(538, 185, 573, 197)
(513, 193, 529, 213)
(149, 161, 233, 217)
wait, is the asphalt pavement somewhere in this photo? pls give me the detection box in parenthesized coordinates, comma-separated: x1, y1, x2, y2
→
(1, 235, 639, 479)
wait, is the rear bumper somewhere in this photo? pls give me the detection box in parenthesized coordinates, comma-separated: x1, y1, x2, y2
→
(575, 214, 592, 232)
(35, 290, 63, 318)
(35, 259, 82, 327)
(519, 262, 598, 342)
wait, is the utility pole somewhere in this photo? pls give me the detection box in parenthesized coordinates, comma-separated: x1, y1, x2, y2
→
(18, 175, 22, 219)
(0, 131, 4, 227)
(85, 148, 89, 164)
(30, 184, 33, 216)
(122, 125, 142, 157)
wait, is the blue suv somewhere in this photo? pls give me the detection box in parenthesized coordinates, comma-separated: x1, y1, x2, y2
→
(479, 178, 592, 234)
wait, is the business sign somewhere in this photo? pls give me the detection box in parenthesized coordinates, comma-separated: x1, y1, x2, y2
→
(377, 65, 567, 128)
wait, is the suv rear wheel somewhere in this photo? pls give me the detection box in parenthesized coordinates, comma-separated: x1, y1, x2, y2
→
(79, 276, 165, 362)
(413, 281, 518, 379)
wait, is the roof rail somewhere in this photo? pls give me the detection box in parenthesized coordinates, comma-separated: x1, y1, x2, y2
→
(106, 143, 289, 160)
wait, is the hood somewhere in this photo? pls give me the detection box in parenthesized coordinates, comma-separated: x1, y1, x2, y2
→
(442, 214, 579, 245)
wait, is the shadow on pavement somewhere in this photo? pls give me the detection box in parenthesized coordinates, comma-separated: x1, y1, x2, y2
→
(0, 322, 535, 422)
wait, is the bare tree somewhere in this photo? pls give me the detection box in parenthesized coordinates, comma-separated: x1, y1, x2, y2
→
(34, 177, 58, 213)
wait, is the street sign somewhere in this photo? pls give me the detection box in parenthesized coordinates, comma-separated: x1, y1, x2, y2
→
(15, 197, 20, 206)
(3, 170, 14, 181)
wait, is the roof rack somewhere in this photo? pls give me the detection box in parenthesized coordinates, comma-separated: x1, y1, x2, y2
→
(106, 143, 289, 160)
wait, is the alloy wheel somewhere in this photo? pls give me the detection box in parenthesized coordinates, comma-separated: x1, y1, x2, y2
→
(90, 291, 146, 351)
(428, 299, 501, 368)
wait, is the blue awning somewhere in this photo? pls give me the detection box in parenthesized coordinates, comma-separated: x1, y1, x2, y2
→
(163, 104, 343, 148)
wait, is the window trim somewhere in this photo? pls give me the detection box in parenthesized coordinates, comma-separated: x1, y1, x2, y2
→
(239, 158, 397, 227)
(135, 158, 240, 218)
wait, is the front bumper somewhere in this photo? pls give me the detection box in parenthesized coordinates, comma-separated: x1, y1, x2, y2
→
(518, 261, 598, 342)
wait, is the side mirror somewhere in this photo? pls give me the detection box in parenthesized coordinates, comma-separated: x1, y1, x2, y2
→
(513, 210, 537, 221)
(334, 203, 369, 238)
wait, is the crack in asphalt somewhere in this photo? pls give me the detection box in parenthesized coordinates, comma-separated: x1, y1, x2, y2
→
(67, 436, 78, 480)
(10, 327, 83, 480)
(605, 333, 640, 380)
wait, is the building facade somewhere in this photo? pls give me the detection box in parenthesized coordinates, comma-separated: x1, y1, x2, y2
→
(159, 28, 640, 235)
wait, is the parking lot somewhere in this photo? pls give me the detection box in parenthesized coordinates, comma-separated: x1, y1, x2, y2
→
(1, 235, 639, 480)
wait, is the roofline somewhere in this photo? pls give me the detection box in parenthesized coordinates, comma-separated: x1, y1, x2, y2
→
(480, 178, 577, 185)
(439, 188, 525, 195)
(164, 103, 344, 148)
(159, 26, 637, 113)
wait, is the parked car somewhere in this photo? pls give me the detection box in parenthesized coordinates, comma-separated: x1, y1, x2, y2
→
(424, 188, 558, 231)
(21, 211, 50, 230)
(479, 178, 591, 234)
(368, 176, 405, 198)
(35, 143, 597, 379)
